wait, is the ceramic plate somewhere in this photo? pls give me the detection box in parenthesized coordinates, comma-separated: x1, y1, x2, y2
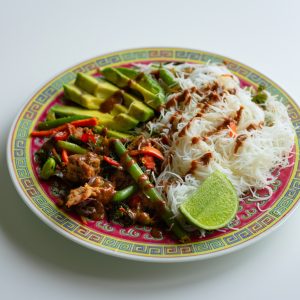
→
(7, 47, 300, 262)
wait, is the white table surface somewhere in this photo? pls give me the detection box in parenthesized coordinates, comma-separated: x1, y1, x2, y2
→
(1, 0, 299, 299)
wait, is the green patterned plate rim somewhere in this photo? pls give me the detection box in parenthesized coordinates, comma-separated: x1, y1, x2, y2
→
(7, 47, 300, 262)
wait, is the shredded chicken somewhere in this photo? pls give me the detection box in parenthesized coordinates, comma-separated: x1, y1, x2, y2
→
(66, 176, 115, 208)
(64, 152, 101, 183)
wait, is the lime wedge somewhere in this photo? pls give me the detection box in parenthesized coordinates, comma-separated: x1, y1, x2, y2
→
(179, 170, 238, 230)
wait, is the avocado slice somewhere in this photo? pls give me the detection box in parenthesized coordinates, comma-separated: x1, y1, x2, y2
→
(63, 84, 104, 110)
(74, 73, 154, 122)
(75, 73, 119, 99)
(110, 104, 128, 116)
(128, 101, 154, 122)
(117, 67, 165, 97)
(101, 67, 165, 110)
(113, 113, 139, 131)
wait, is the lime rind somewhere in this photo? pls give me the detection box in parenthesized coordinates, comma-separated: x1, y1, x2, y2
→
(179, 170, 239, 230)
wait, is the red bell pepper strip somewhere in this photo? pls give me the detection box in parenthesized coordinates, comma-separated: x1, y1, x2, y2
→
(61, 149, 69, 164)
(141, 155, 156, 170)
(70, 118, 98, 127)
(31, 118, 98, 137)
(129, 146, 164, 160)
(81, 131, 96, 143)
(103, 155, 121, 167)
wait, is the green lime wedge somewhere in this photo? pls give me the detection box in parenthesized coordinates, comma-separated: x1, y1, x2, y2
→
(179, 170, 238, 230)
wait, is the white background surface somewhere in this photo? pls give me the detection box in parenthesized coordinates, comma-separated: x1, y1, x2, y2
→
(1, 0, 299, 299)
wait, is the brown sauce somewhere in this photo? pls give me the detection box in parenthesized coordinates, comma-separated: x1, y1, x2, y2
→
(135, 72, 144, 83)
(120, 151, 130, 166)
(235, 106, 244, 125)
(196, 91, 221, 117)
(137, 174, 149, 186)
(166, 89, 190, 109)
(200, 152, 212, 166)
(125, 158, 135, 169)
(161, 135, 171, 146)
(190, 86, 197, 93)
(191, 137, 201, 144)
(246, 122, 263, 131)
(100, 90, 124, 113)
(143, 183, 154, 191)
(153, 199, 166, 212)
(178, 119, 192, 137)
(206, 118, 232, 137)
(234, 134, 247, 153)
(150, 227, 162, 239)
(186, 152, 212, 175)
(101, 127, 108, 137)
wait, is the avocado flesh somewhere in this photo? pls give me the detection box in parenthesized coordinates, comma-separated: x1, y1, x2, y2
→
(128, 101, 154, 122)
(63, 84, 104, 110)
(113, 113, 139, 131)
(110, 104, 128, 116)
(101, 67, 165, 110)
(75, 73, 154, 122)
(75, 73, 119, 99)
(117, 67, 165, 97)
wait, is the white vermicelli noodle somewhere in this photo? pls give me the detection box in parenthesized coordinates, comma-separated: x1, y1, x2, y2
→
(147, 63, 295, 218)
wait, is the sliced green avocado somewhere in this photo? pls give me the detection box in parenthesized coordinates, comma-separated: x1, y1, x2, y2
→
(63, 84, 104, 110)
(74, 73, 155, 122)
(101, 67, 165, 110)
(128, 101, 154, 122)
(110, 103, 128, 116)
(113, 113, 139, 131)
(117, 67, 165, 97)
(75, 73, 119, 99)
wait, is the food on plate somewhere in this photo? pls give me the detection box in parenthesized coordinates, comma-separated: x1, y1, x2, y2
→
(30, 62, 294, 242)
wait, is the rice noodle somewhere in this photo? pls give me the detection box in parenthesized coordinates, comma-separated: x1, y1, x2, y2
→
(147, 62, 295, 218)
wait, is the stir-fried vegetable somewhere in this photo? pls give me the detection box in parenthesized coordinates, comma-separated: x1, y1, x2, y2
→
(61, 149, 69, 164)
(31, 117, 98, 137)
(103, 155, 121, 167)
(112, 139, 190, 242)
(112, 185, 138, 202)
(40, 157, 56, 180)
(129, 146, 164, 160)
(38, 115, 90, 130)
(57, 141, 88, 154)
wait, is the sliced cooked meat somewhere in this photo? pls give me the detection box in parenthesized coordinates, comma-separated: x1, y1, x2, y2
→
(109, 169, 135, 190)
(63, 152, 101, 183)
(66, 176, 115, 208)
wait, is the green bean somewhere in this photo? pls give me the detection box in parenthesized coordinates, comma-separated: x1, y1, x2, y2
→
(57, 141, 88, 154)
(40, 157, 56, 180)
(93, 125, 132, 139)
(159, 68, 177, 87)
(38, 115, 90, 130)
(112, 185, 138, 202)
(112, 139, 190, 243)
